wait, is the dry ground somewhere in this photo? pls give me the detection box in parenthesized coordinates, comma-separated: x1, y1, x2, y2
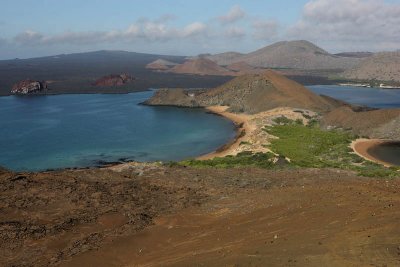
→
(1, 164, 400, 266)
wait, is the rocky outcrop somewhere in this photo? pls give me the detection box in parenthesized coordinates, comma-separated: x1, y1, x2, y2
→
(144, 70, 339, 114)
(321, 106, 400, 139)
(11, 80, 47, 95)
(93, 74, 134, 87)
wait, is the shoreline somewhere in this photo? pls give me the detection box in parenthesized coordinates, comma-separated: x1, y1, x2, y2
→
(197, 106, 252, 160)
(351, 139, 394, 167)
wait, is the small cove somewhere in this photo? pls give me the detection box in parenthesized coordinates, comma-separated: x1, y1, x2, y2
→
(308, 85, 400, 167)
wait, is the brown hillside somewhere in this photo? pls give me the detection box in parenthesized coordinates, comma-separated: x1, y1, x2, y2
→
(226, 61, 255, 73)
(207, 40, 360, 70)
(169, 58, 234, 76)
(145, 59, 178, 70)
(321, 106, 400, 139)
(145, 70, 338, 114)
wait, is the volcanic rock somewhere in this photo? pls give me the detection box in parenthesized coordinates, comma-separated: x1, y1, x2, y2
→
(93, 73, 134, 87)
(11, 80, 47, 95)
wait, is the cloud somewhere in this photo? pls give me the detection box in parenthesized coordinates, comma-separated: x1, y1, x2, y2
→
(218, 5, 246, 24)
(13, 18, 209, 46)
(252, 20, 279, 40)
(287, 0, 400, 51)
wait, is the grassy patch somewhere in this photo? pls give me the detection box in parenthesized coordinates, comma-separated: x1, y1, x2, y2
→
(180, 151, 276, 169)
(175, 117, 399, 178)
(264, 122, 399, 177)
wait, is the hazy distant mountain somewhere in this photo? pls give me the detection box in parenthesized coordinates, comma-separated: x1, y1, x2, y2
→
(334, 52, 374, 58)
(0, 50, 232, 95)
(169, 58, 234, 76)
(146, 59, 178, 70)
(344, 52, 400, 82)
(206, 40, 363, 70)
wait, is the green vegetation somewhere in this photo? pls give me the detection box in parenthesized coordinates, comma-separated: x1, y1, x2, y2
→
(177, 117, 399, 178)
(181, 151, 276, 169)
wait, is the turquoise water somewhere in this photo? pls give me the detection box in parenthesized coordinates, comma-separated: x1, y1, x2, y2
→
(0, 91, 236, 171)
(2, 85, 400, 171)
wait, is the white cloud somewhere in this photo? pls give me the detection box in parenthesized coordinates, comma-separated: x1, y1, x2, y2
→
(287, 0, 400, 51)
(181, 22, 207, 37)
(218, 5, 246, 24)
(13, 18, 210, 46)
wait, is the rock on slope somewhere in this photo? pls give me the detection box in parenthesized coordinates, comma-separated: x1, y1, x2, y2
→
(321, 107, 400, 139)
(169, 58, 234, 76)
(344, 52, 400, 82)
(144, 70, 338, 114)
(206, 40, 361, 70)
(93, 73, 134, 87)
(11, 80, 47, 94)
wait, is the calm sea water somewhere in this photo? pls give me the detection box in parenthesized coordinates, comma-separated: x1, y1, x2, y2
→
(2, 85, 400, 171)
(367, 142, 400, 166)
(0, 91, 236, 171)
(307, 85, 400, 109)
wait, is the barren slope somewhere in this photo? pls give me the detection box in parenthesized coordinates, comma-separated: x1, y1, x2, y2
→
(321, 106, 400, 139)
(344, 52, 400, 82)
(169, 58, 234, 76)
(207, 40, 361, 70)
(2, 165, 399, 266)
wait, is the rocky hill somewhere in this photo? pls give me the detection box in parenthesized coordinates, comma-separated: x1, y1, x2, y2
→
(344, 52, 400, 82)
(145, 59, 178, 70)
(93, 73, 134, 87)
(144, 70, 338, 114)
(206, 40, 362, 70)
(169, 58, 234, 76)
(11, 80, 47, 94)
(321, 106, 400, 139)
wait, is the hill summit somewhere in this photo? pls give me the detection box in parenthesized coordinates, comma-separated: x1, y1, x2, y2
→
(144, 70, 338, 114)
(206, 40, 361, 70)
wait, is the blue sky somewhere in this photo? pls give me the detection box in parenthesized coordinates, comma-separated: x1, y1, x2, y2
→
(1, 0, 399, 59)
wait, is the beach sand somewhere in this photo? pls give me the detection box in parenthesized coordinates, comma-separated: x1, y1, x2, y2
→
(198, 106, 316, 160)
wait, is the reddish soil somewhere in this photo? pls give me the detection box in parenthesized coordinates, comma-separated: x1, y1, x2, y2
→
(1, 165, 400, 266)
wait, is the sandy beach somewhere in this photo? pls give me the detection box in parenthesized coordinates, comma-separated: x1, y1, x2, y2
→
(351, 139, 393, 167)
(198, 106, 316, 160)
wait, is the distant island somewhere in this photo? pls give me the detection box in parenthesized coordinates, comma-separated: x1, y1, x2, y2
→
(2, 40, 400, 96)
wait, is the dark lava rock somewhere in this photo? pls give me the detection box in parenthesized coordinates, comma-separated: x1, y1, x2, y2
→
(11, 80, 47, 95)
(93, 73, 135, 87)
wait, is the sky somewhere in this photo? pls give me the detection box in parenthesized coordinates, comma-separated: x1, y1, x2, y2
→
(0, 0, 400, 59)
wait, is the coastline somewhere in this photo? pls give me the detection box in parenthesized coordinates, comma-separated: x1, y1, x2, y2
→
(197, 106, 252, 160)
(197, 106, 312, 160)
(351, 139, 394, 167)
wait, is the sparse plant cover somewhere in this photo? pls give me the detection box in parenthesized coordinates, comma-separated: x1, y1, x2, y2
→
(178, 120, 400, 178)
